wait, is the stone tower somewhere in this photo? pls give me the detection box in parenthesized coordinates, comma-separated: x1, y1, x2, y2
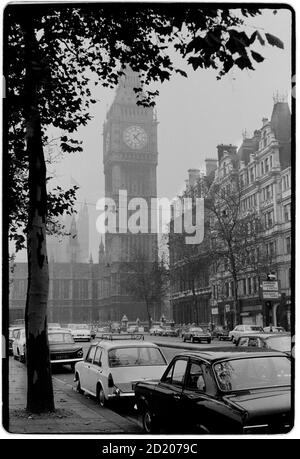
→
(100, 67, 159, 321)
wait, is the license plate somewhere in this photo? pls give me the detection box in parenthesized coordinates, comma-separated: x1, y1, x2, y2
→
(53, 354, 71, 360)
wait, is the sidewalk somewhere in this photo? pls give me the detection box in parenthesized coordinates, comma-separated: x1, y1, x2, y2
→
(7, 358, 142, 434)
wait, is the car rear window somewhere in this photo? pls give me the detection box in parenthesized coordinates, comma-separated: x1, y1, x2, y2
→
(108, 346, 166, 367)
(214, 356, 291, 391)
(48, 333, 74, 343)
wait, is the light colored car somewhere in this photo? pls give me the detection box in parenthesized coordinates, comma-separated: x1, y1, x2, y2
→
(9, 327, 22, 355)
(12, 328, 26, 362)
(74, 337, 167, 407)
(67, 324, 91, 341)
(229, 325, 264, 343)
(149, 326, 164, 336)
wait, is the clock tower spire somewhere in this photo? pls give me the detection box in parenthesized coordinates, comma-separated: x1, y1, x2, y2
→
(100, 68, 159, 322)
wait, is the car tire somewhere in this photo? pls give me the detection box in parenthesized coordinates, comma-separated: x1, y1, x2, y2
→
(142, 409, 160, 434)
(76, 375, 84, 395)
(97, 385, 107, 408)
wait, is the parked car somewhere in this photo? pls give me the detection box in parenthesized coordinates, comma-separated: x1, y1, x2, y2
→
(149, 325, 164, 336)
(49, 328, 84, 370)
(9, 327, 22, 356)
(161, 326, 179, 337)
(182, 327, 211, 343)
(229, 325, 264, 343)
(12, 328, 26, 362)
(134, 349, 291, 434)
(263, 326, 286, 333)
(74, 336, 167, 407)
(212, 326, 230, 341)
(67, 324, 92, 341)
(236, 333, 291, 355)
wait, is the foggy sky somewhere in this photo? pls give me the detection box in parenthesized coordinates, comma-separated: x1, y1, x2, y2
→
(14, 7, 292, 262)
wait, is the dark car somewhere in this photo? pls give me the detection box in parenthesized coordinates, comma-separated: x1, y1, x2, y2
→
(134, 349, 291, 434)
(212, 326, 230, 341)
(182, 327, 211, 343)
(49, 329, 84, 371)
(236, 333, 292, 355)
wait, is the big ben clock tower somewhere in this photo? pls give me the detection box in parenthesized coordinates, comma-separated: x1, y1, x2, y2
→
(99, 68, 159, 322)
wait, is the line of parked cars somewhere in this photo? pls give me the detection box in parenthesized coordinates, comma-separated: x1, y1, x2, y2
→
(9, 320, 292, 434)
(72, 330, 292, 434)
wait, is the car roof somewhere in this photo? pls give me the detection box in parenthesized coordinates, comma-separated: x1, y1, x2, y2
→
(175, 348, 287, 363)
(91, 340, 159, 350)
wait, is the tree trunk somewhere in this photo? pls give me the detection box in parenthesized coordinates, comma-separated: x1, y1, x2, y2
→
(21, 16, 55, 413)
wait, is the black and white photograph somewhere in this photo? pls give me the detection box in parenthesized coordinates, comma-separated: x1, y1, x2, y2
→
(2, 1, 295, 439)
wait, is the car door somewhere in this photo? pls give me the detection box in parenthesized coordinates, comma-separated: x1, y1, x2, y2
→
(153, 357, 188, 431)
(87, 346, 104, 395)
(80, 345, 97, 392)
(181, 359, 216, 432)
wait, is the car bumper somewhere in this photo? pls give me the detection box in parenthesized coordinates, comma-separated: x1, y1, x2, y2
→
(51, 357, 84, 365)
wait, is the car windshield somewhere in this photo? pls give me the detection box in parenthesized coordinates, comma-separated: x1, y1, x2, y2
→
(49, 333, 74, 344)
(248, 326, 263, 331)
(190, 327, 204, 333)
(70, 324, 89, 330)
(214, 356, 291, 391)
(266, 336, 291, 352)
(108, 346, 166, 367)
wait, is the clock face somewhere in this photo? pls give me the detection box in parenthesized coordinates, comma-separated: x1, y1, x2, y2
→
(123, 125, 148, 150)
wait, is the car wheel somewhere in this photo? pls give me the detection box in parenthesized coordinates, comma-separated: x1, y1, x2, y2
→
(97, 385, 106, 408)
(76, 375, 84, 395)
(142, 409, 160, 434)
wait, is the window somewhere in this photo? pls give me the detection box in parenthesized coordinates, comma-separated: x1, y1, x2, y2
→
(247, 278, 252, 295)
(265, 157, 269, 172)
(283, 204, 291, 222)
(172, 359, 188, 386)
(242, 279, 247, 295)
(86, 346, 96, 363)
(286, 236, 291, 254)
(63, 280, 70, 299)
(93, 347, 103, 366)
(53, 280, 60, 299)
(164, 359, 188, 386)
(186, 362, 205, 391)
